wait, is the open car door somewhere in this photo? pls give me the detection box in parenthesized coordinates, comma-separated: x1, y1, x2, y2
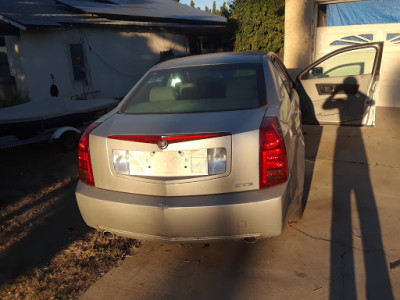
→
(296, 42, 383, 126)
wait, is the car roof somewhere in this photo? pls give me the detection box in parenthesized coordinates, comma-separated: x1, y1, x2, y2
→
(153, 52, 268, 70)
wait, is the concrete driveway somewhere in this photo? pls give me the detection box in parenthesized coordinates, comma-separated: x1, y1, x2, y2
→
(81, 107, 400, 300)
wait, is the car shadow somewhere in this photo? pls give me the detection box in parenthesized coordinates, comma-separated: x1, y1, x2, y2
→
(301, 125, 322, 211)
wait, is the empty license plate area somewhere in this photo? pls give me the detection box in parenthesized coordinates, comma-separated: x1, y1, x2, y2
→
(112, 148, 226, 177)
(130, 150, 207, 176)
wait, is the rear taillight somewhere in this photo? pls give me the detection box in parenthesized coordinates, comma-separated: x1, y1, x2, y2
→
(259, 117, 288, 189)
(78, 122, 101, 186)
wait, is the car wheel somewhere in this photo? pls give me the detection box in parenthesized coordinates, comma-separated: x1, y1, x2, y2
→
(288, 206, 303, 224)
(58, 131, 80, 151)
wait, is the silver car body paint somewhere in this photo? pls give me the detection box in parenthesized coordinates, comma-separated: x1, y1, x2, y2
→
(76, 52, 305, 242)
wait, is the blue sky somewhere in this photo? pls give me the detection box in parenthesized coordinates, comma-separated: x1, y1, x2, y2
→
(178, 0, 228, 10)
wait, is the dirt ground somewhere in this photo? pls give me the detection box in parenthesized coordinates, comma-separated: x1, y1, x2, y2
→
(0, 142, 139, 299)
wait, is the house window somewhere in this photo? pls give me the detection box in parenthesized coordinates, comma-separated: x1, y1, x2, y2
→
(69, 44, 86, 81)
(329, 34, 374, 46)
(386, 33, 400, 45)
(0, 36, 12, 80)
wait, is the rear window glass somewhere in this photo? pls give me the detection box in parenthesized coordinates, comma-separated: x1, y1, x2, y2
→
(119, 63, 265, 114)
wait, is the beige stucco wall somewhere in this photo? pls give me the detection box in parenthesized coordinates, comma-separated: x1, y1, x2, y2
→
(284, 0, 314, 77)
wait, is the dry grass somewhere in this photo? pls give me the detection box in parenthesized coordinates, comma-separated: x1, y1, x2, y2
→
(0, 144, 142, 299)
(0, 231, 141, 299)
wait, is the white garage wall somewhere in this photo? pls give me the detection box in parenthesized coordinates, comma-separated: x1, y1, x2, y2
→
(5, 27, 189, 101)
(314, 23, 400, 108)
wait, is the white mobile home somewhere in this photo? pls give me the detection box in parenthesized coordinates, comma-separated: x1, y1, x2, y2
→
(0, 0, 227, 104)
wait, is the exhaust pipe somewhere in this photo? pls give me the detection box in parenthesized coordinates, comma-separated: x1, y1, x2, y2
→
(243, 237, 259, 244)
(103, 230, 115, 240)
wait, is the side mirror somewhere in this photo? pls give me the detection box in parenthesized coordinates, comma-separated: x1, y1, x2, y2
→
(310, 67, 323, 78)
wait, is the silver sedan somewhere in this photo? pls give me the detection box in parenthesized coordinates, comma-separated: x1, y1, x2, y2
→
(75, 52, 305, 242)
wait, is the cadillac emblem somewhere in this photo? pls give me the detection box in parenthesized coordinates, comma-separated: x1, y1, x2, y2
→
(157, 138, 168, 149)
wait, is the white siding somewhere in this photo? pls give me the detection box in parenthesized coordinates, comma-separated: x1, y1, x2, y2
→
(5, 28, 188, 101)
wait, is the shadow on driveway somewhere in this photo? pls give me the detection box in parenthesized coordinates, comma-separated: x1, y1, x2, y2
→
(324, 77, 393, 299)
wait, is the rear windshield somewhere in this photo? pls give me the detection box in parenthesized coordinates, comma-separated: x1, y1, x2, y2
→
(120, 63, 266, 114)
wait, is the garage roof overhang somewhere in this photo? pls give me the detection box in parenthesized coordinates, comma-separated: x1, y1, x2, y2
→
(0, 16, 25, 34)
(0, 0, 227, 33)
(56, 0, 227, 26)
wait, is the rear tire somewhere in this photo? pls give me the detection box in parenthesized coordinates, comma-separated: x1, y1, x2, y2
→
(58, 131, 80, 151)
(288, 206, 303, 224)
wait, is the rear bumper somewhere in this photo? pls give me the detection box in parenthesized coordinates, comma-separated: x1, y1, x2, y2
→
(75, 181, 287, 242)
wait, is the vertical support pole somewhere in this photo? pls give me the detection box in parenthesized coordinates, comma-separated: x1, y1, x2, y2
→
(284, 0, 314, 78)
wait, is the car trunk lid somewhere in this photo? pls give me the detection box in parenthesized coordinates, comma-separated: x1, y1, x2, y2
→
(89, 108, 266, 196)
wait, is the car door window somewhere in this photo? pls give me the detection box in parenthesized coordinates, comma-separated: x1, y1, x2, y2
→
(304, 48, 377, 79)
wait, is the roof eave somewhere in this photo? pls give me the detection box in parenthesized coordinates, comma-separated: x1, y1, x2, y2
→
(0, 15, 26, 31)
(91, 13, 227, 26)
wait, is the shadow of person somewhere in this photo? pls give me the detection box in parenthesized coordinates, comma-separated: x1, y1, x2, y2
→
(324, 77, 393, 299)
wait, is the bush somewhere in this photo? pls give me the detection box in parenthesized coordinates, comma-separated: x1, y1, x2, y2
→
(230, 0, 285, 53)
